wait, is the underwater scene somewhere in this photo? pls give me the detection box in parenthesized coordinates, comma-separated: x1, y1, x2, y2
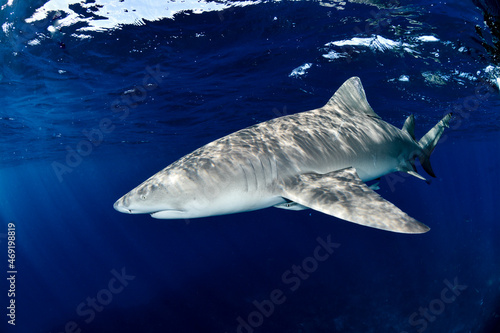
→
(1, 0, 500, 332)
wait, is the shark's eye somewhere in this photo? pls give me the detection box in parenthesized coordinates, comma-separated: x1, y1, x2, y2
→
(140, 194, 147, 200)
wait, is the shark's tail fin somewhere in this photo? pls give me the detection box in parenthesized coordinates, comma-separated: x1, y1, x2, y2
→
(417, 113, 453, 177)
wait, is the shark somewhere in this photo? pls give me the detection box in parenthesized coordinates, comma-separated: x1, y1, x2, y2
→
(114, 77, 451, 233)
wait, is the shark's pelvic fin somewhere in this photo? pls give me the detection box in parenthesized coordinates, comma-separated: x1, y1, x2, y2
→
(323, 77, 381, 119)
(279, 167, 430, 234)
(418, 113, 453, 177)
(274, 200, 309, 211)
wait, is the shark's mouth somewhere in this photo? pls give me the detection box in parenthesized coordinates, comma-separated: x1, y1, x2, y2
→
(113, 201, 133, 214)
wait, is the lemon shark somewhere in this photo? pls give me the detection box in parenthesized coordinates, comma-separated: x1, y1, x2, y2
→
(114, 77, 451, 233)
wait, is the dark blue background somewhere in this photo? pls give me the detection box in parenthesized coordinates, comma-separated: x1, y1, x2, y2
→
(1, 1, 499, 332)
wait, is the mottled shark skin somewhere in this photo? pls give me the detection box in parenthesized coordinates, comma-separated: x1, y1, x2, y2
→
(114, 77, 452, 233)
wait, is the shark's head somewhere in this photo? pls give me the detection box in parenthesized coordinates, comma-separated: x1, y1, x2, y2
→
(113, 169, 204, 219)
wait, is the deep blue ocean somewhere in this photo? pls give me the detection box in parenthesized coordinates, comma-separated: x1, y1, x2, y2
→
(1, 0, 500, 332)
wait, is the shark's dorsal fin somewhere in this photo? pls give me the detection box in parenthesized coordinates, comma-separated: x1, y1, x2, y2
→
(323, 77, 381, 119)
(280, 167, 429, 234)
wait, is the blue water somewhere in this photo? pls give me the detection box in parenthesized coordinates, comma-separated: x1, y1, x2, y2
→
(1, 1, 500, 332)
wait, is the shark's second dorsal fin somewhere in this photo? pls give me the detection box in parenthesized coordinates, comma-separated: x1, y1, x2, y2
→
(323, 77, 381, 119)
(402, 114, 416, 140)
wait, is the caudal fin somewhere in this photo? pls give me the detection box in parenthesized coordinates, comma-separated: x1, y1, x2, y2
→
(418, 113, 453, 177)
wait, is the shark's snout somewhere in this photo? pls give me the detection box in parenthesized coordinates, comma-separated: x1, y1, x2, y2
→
(113, 196, 132, 214)
(114, 187, 174, 215)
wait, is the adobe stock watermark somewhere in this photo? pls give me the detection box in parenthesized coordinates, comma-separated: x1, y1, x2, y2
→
(235, 234, 340, 333)
(49, 267, 135, 333)
(400, 277, 467, 333)
(51, 65, 169, 183)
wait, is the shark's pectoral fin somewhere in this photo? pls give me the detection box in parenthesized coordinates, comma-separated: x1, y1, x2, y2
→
(279, 167, 430, 234)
